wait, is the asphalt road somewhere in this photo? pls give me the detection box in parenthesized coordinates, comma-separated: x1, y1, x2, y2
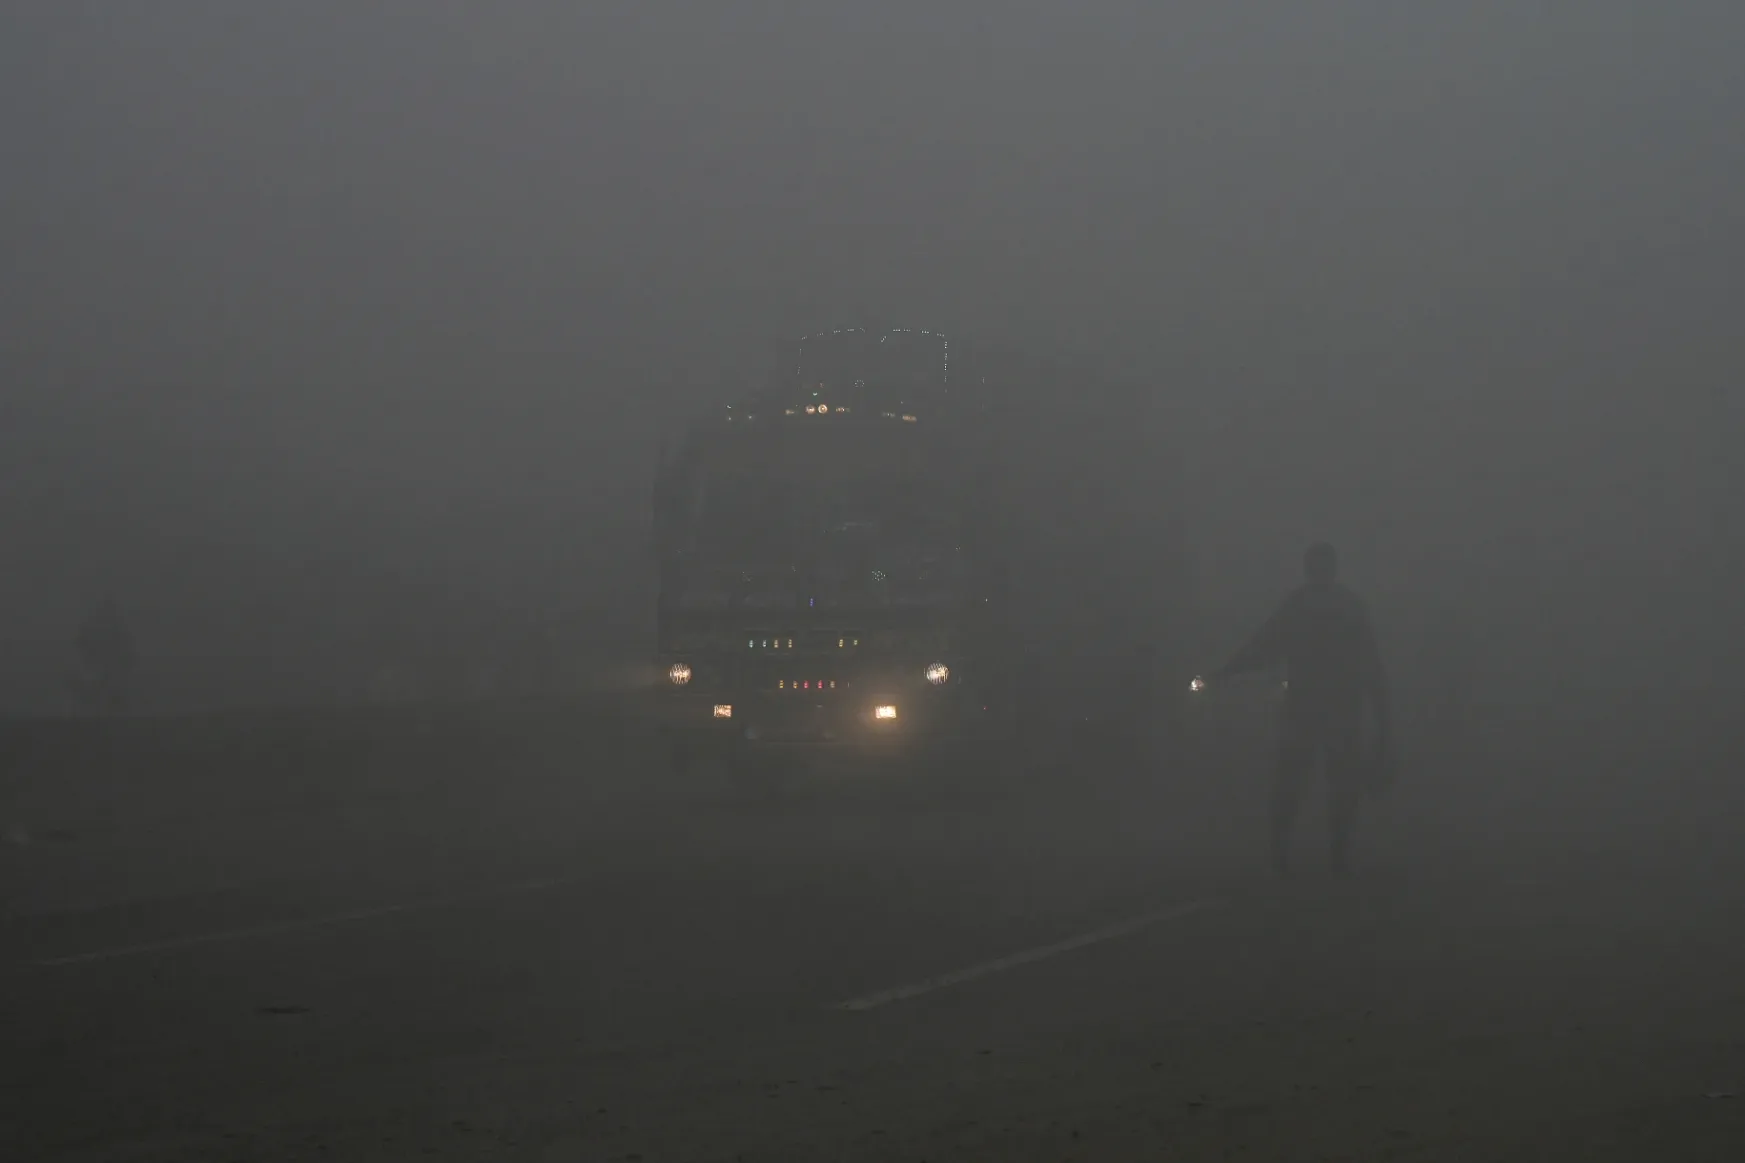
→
(4, 736, 1744, 1162)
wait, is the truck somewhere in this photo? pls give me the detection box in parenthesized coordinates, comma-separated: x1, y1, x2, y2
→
(650, 328, 1017, 772)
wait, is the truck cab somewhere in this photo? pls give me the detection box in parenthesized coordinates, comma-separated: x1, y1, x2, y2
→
(651, 358, 1013, 767)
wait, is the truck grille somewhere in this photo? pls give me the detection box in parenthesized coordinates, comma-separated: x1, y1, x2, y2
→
(750, 660, 851, 693)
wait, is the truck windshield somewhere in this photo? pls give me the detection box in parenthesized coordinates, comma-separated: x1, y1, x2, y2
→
(697, 474, 957, 555)
(689, 471, 967, 606)
(696, 475, 792, 560)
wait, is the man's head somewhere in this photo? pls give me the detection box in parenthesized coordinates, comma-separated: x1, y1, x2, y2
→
(1304, 541, 1338, 584)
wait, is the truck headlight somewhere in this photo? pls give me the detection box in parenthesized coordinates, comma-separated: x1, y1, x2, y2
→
(924, 662, 950, 686)
(668, 662, 693, 686)
(873, 704, 898, 721)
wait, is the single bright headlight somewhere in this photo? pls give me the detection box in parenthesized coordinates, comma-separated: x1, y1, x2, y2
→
(1189, 675, 1206, 693)
(924, 662, 950, 686)
(712, 704, 733, 719)
(873, 704, 898, 721)
(668, 662, 693, 686)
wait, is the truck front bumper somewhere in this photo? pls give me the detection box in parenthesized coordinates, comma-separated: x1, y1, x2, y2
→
(651, 690, 994, 747)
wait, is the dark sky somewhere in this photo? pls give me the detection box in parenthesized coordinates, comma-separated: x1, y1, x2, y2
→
(2, 3, 1741, 709)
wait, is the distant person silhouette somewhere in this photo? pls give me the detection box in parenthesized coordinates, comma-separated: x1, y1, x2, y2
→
(73, 598, 136, 715)
(1213, 543, 1393, 875)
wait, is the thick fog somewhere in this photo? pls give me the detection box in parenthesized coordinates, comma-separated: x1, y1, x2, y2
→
(7, 10, 1745, 1158)
(2, 3, 1740, 722)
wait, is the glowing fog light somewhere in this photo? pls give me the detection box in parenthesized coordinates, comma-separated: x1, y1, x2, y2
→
(873, 704, 898, 721)
(924, 662, 950, 686)
(713, 704, 733, 719)
(669, 662, 693, 686)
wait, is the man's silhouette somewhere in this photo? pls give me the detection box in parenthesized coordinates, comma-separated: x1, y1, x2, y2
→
(1214, 543, 1392, 875)
(72, 598, 136, 715)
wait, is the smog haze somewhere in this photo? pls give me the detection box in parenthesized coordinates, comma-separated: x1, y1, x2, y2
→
(4, 3, 1738, 709)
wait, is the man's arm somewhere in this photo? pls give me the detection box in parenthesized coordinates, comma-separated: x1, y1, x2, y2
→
(1214, 599, 1290, 679)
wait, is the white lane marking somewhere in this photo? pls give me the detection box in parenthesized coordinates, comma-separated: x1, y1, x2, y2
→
(835, 898, 1223, 1011)
(34, 877, 580, 968)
